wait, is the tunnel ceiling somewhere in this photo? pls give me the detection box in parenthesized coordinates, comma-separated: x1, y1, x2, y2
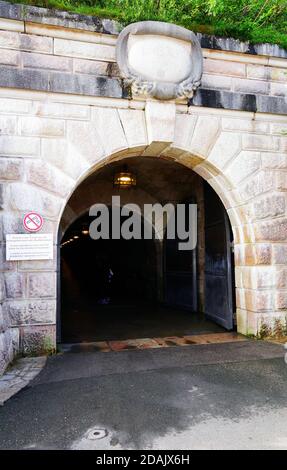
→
(60, 156, 204, 235)
(79, 156, 201, 203)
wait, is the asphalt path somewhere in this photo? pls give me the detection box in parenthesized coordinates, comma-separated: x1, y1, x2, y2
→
(0, 340, 286, 450)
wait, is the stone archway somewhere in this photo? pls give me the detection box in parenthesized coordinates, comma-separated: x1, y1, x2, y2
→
(3, 99, 286, 360)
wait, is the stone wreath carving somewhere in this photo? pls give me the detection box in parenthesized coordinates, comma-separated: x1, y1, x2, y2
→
(116, 21, 203, 101)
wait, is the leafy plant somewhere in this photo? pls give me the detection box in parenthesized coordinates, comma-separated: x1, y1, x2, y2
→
(9, 0, 287, 49)
(273, 318, 285, 338)
(259, 317, 287, 339)
(259, 321, 272, 338)
(42, 335, 56, 355)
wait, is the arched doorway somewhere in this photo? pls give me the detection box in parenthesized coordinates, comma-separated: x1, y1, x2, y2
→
(58, 156, 235, 344)
(2, 98, 284, 363)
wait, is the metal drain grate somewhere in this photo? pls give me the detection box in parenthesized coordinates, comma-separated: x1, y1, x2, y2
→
(87, 428, 108, 440)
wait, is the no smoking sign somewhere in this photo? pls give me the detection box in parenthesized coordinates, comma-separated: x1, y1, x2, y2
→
(23, 212, 44, 233)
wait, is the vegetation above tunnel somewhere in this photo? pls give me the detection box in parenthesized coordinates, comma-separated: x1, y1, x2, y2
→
(10, 0, 287, 50)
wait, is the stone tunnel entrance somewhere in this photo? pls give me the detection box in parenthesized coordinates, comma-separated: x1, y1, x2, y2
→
(0, 4, 286, 372)
(58, 156, 236, 345)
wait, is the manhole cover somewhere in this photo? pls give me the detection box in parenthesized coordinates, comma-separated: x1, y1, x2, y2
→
(87, 428, 108, 440)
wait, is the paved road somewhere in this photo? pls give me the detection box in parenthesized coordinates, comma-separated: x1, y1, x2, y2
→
(0, 340, 286, 450)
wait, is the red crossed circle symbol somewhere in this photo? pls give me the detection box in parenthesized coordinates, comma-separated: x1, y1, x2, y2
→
(23, 212, 43, 232)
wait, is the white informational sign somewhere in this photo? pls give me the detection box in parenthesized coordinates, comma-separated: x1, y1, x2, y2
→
(6, 234, 53, 261)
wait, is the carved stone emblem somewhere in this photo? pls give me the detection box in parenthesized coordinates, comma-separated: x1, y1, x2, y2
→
(116, 21, 203, 100)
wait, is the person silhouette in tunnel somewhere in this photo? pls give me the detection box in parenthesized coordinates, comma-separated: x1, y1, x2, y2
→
(96, 254, 114, 305)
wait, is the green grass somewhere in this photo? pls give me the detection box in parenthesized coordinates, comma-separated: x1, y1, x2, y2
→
(9, 0, 287, 50)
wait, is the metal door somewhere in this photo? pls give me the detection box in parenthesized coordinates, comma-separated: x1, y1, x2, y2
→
(204, 183, 234, 329)
(164, 200, 197, 311)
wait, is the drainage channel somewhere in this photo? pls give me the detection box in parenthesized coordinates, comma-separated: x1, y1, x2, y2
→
(58, 332, 246, 354)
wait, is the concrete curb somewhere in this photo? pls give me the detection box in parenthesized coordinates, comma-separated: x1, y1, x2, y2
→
(0, 356, 47, 405)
